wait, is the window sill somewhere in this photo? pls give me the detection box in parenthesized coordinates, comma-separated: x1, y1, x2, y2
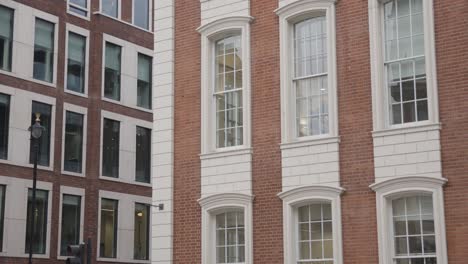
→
(200, 147, 253, 160)
(67, 10, 91, 21)
(99, 175, 152, 187)
(101, 97, 153, 114)
(97, 258, 150, 264)
(0, 159, 54, 171)
(372, 122, 441, 138)
(93, 12, 153, 34)
(61, 170, 85, 178)
(65, 89, 88, 98)
(280, 136, 340, 150)
(0, 69, 56, 88)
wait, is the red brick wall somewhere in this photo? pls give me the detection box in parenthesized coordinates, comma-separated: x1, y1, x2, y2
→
(0, 0, 153, 263)
(435, 0, 468, 263)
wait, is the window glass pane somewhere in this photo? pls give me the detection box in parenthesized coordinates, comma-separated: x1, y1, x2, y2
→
(0, 6, 14, 72)
(25, 189, 48, 254)
(216, 211, 245, 263)
(136, 126, 151, 183)
(33, 18, 54, 82)
(133, 0, 149, 29)
(69, 5, 87, 16)
(102, 118, 119, 178)
(67, 32, 86, 93)
(70, 0, 87, 8)
(297, 203, 333, 263)
(0, 93, 10, 160)
(29, 101, 52, 167)
(295, 76, 328, 137)
(0, 185, 5, 251)
(64, 111, 84, 173)
(137, 53, 152, 109)
(134, 203, 150, 260)
(100, 198, 118, 258)
(104, 42, 121, 101)
(60, 194, 81, 256)
(102, 0, 118, 18)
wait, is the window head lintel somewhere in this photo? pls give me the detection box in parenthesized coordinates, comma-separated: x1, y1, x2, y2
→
(275, 0, 336, 19)
(278, 185, 344, 205)
(197, 15, 253, 37)
(370, 176, 447, 195)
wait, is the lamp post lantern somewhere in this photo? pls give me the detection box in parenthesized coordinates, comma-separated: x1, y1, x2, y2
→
(28, 113, 44, 264)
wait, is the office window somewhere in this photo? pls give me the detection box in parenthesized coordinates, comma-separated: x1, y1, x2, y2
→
(0, 6, 13, 72)
(294, 16, 329, 137)
(102, 118, 120, 178)
(215, 35, 243, 148)
(25, 189, 48, 254)
(67, 32, 86, 94)
(133, 0, 149, 29)
(60, 194, 81, 256)
(137, 53, 152, 109)
(216, 211, 245, 263)
(0, 93, 10, 160)
(100, 198, 118, 258)
(297, 203, 333, 263)
(0, 185, 5, 252)
(392, 195, 436, 264)
(64, 111, 84, 173)
(134, 203, 150, 260)
(29, 101, 52, 167)
(104, 42, 121, 101)
(68, 0, 88, 17)
(102, 0, 118, 18)
(136, 126, 150, 183)
(384, 0, 428, 125)
(33, 18, 55, 83)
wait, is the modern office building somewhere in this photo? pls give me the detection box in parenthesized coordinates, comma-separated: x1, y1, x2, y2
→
(0, 0, 153, 263)
(151, 0, 468, 264)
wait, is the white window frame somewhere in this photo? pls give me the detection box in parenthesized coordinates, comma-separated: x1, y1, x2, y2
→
(279, 185, 344, 264)
(199, 193, 253, 264)
(368, 0, 439, 131)
(276, 0, 338, 144)
(370, 176, 448, 264)
(97, 190, 151, 263)
(198, 16, 253, 154)
(61, 103, 88, 177)
(57, 186, 85, 259)
(100, 0, 121, 20)
(66, 0, 91, 20)
(64, 23, 90, 98)
(131, 0, 153, 31)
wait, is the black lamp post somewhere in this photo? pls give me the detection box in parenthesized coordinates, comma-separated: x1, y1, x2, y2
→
(28, 113, 44, 264)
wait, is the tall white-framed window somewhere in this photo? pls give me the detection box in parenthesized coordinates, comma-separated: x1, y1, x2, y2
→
(198, 16, 252, 154)
(279, 186, 344, 264)
(199, 193, 253, 264)
(276, 0, 338, 143)
(61, 103, 87, 177)
(67, 0, 90, 19)
(132, 0, 152, 31)
(65, 24, 90, 97)
(101, 0, 120, 19)
(368, 0, 438, 130)
(371, 176, 448, 264)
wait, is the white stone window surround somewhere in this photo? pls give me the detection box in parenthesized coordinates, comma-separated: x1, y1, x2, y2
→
(99, 110, 152, 187)
(278, 185, 344, 264)
(0, 176, 53, 259)
(0, 0, 59, 88)
(57, 186, 85, 260)
(66, 0, 91, 20)
(131, 0, 153, 31)
(199, 193, 253, 264)
(64, 24, 90, 98)
(276, 0, 339, 144)
(0, 84, 56, 171)
(101, 34, 154, 113)
(370, 176, 448, 264)
(368, 0, 439, 131)
(97, 190, 152, 263)
(198, 16, 253, 155)
(61, 103, 88, 177)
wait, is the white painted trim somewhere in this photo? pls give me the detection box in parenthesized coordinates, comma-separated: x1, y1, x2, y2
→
(278, 185, 344, 264)
(61, 103, 88, 177)
(199, 16, 253, 154)
(368, 0, 439, 131)
(66, 0, 91, 20)
(57, 186, 85, 259)
(199, 193, 254, 264)
(372, 123, 441, 138)
(280, 136, 340, 150)
(277, 0, 338, 143)
(370, 176, 448, 264)
(64, 23, 90, 97)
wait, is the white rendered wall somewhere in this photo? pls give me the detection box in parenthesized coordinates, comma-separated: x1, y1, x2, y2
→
(200, 0, 250, 25)
(152, 0, 175, 263)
